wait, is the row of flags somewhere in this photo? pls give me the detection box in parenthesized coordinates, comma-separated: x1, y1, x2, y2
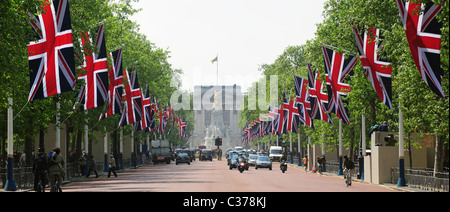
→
(242, 0, 445, 142)
(26, 0, 187, 138)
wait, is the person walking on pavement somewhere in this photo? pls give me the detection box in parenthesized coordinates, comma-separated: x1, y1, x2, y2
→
(303, 155, 308, 171)
(48, 147, 65, 192)
(317, 156, 323, 175)
(87, 155, 99, 178)
(32, 148, 48, 192)
(108, 155, 118, 178)
(343, 155, 355, 186)
(78, 153, 87, 176)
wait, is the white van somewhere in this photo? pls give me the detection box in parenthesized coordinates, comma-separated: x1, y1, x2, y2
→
(269, 146, 283, 161)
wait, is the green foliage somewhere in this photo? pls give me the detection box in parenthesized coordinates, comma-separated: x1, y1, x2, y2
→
(241, 0, 448, 156)
(1, 0, 192, 152)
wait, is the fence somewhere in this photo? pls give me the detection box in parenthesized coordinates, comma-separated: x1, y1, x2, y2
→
(1, 159, 135, 191)
(324, 161, 360, 179)
(390, 167, 449, 192)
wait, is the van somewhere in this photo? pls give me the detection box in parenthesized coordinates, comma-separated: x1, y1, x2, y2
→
(269, 146, 283, 162)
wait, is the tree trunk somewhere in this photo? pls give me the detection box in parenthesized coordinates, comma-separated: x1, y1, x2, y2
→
(433, 134, 444, 177)
(24, 136, 33, 166)
(76, 129, 83, 158)
(349, 125, 355, 160)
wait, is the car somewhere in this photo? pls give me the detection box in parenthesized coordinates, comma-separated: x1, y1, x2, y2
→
(200, 149, 213, 161)
(227, 151, 237, 165)
(255, 156, 272, 170)
(257, 151, 269, 157)
(229, 155, 238, 169)
(176, 153, 190, 165)
(179, 148, 195, 162)
(248, 154, 258, 166)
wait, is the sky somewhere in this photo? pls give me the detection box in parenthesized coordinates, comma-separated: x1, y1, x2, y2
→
(131, 0, 327, 93)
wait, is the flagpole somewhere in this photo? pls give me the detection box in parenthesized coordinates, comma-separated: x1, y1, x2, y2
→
(397, 96, 406, 187)
(4, 96, 17, 191)
(338, 119, 344, 175)
(216, 54, 219, 86)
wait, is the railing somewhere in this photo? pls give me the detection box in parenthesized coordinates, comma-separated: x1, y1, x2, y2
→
(0, 159, 135, 190)
(391, 167, 449, 192)
(324, 161, 360, 179)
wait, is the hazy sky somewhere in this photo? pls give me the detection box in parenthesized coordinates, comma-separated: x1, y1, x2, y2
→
(131, 0, 326, 92)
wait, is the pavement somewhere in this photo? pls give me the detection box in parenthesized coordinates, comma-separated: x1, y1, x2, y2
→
(3, 160, 431, 192)
(285, 163, 430, 192)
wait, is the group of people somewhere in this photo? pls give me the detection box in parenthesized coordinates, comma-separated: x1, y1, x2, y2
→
(301, 154, 355, 185)
(32, 147, 118, 192)
(301, 155, 327, 173)
(32, 147, 65, 192)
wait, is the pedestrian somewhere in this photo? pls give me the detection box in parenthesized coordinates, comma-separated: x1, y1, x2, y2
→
(303, 155, 308, 171)
(48, 147, 65, 192)
(321, 156, 327, 172)
(343, 155, 355, 186)
(378, 121, 389, 131)
(87, 155, 98, 178)
(78, 153, 86, 176)
(317, 156, 322, 175)
(32, 149, 48, 192)
(19, 152, 26, 167)
(108, 155, 118, 178)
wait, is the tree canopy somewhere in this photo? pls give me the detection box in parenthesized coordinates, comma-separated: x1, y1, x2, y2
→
(0, 0, 194, 161)
(239, 0, 448, 164)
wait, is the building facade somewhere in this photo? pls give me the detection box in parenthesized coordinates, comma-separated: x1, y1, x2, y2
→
(191, 85, 243, 149)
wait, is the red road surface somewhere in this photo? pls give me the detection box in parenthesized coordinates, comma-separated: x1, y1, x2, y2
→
(63, 159, 397, 192)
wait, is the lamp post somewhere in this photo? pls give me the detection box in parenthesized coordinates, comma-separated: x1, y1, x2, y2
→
(4, 97, 17, 191)
(397, 98, 406, 187)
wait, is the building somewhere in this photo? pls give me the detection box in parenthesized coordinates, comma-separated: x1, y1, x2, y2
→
(191, 85, 243, 149)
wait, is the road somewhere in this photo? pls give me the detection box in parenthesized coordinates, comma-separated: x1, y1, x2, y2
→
(62, 158, 397, 192)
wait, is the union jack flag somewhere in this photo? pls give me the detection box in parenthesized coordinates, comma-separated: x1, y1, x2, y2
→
(352, 24, 393, 110)
(283, 98, 300, 133)
(396, 0, 445, 98)
(118, 68, 142, 128)
(157, 108, 167, 134)
(75, 24, 108, 111)
(100, 48, 123, 120)
(268, 107, 276, 134)
(134, 84, 151, 132)
(322, 46, 357, 124)
(275, 96, 288, 135)
(27, 0, 76, 102)
(294, 75, 314, 129)
(307, 64, 333, 125)
(138, 84, 151, 132)
(148, 95, 157, 132)
(178, 118, 187, 139)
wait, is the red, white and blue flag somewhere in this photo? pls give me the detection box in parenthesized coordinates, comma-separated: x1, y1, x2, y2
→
(294, 75, 315, 129)
(178, 118, 187, 139)
(148, 95, 157, 132)
(322, 46, 357, 124)
(283, 98, 300, 133)
(75, 24, 108, 111)
(100, 48, 124, 120)
(157, 108, 167, 134)
(27, 0, 76, 102)
(396, 0, 445, 98)
(275, 95, 288, 135)
(119, 68, 142, 128)
(136, 84, 151, 132)
(352, 24, 393, 110)
(307, 64, 333, 125)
